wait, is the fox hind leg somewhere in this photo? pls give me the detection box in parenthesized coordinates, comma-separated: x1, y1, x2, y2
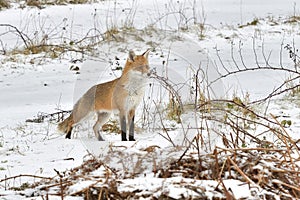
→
(93, 112, 110, 141)
(65, 128, 73, 139)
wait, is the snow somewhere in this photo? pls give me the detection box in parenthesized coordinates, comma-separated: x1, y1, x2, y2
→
(118, 177, 258, 199)
(0, 0, 300, 199)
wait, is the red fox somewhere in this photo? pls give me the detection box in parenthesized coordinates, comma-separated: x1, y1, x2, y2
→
(58, 49, 151, 141)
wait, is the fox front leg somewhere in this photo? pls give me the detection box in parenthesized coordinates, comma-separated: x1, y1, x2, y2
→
(128, 110, 135, 141)
(128, 116, 135, 141)
(120, 115, 127, 141)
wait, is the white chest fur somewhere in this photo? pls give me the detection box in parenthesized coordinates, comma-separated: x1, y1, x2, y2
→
(124, 70, 147, 109)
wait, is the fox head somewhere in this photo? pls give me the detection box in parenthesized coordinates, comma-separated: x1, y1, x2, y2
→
(122, 49, 151, 76)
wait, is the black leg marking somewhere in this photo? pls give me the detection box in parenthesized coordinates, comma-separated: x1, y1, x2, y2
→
(65, 128, 72, 139)
(120, 116, 127, 141)
(129, 115, 135, 141)
(97, 134, 105, 141)
(129, 135, 135, 141)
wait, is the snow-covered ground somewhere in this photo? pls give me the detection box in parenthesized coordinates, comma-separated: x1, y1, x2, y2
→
(0, 0, 300, 199)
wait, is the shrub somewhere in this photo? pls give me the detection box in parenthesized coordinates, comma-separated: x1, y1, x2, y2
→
(0, 0, 10, 10)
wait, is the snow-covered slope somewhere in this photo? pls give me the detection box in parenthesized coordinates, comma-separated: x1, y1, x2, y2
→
(0, 0, 300, 199)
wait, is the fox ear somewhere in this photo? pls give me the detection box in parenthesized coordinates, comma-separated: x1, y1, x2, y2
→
(128, 50, 136, 62)
(142, 48, 151, 59)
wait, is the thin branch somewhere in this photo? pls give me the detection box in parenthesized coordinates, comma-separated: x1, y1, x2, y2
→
(209, 65, 300, 87)
(153, 101, 176, 147)
(0, 174, 52, 183)
(227, 156, 257, 186)
(251, 76, 300, 104)
(261, 39, 273, 67)
(215, 46, 230, 74)
(150, 70, 183, 112)
(252, 37, 261, 68)
(231, 41, 240, 70)
(238, 40, 247, 69)
(280, 37, 285, 68)
(0, 24, 31, 48)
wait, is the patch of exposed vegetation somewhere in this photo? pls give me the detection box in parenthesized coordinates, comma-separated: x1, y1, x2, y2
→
(0, 0, 10, 10)
(102, 119, 120, 133)
(284, 15, 300, 24)
(166, 98, 182, 123)
(238, 18, 260, 28)
(23, 0, 91, 8)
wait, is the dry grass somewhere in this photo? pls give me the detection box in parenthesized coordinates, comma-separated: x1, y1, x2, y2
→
(284, 15, 300, 24)
(2, 133, 299, 199)
(0, 0, 10, 10)
(25, 0, 90, 8)
(4, 86, 300, 199)
(238, 18, 260, 28)
(166, 98, 182, 123)
(161, 145, 300, 199)
(102, 119, 120, 133)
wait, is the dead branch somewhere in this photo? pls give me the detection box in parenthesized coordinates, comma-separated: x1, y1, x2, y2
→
(153, 101, 176, 147)
(217, 146, 287, 153)
(149, 69, 183, 112)
(0, 24, 31, 48)
(210, 38, 300, 104)
(251, 75, 300, 104)
(26, 110, 71, 123)
(210, 65, 300, 87)
(227, 156, 256, 185)
(0, 174, 52, 183)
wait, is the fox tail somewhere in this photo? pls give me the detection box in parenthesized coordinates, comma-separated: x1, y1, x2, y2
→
(58, 114, 73, 135)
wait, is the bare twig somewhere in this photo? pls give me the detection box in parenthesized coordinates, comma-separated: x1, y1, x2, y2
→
(0, 174, 52, 183)
(227, 156, 256, 186)
(153, 101, 176, 147)
(150, 70, 183, 112)
(0, 24, 31, 48)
